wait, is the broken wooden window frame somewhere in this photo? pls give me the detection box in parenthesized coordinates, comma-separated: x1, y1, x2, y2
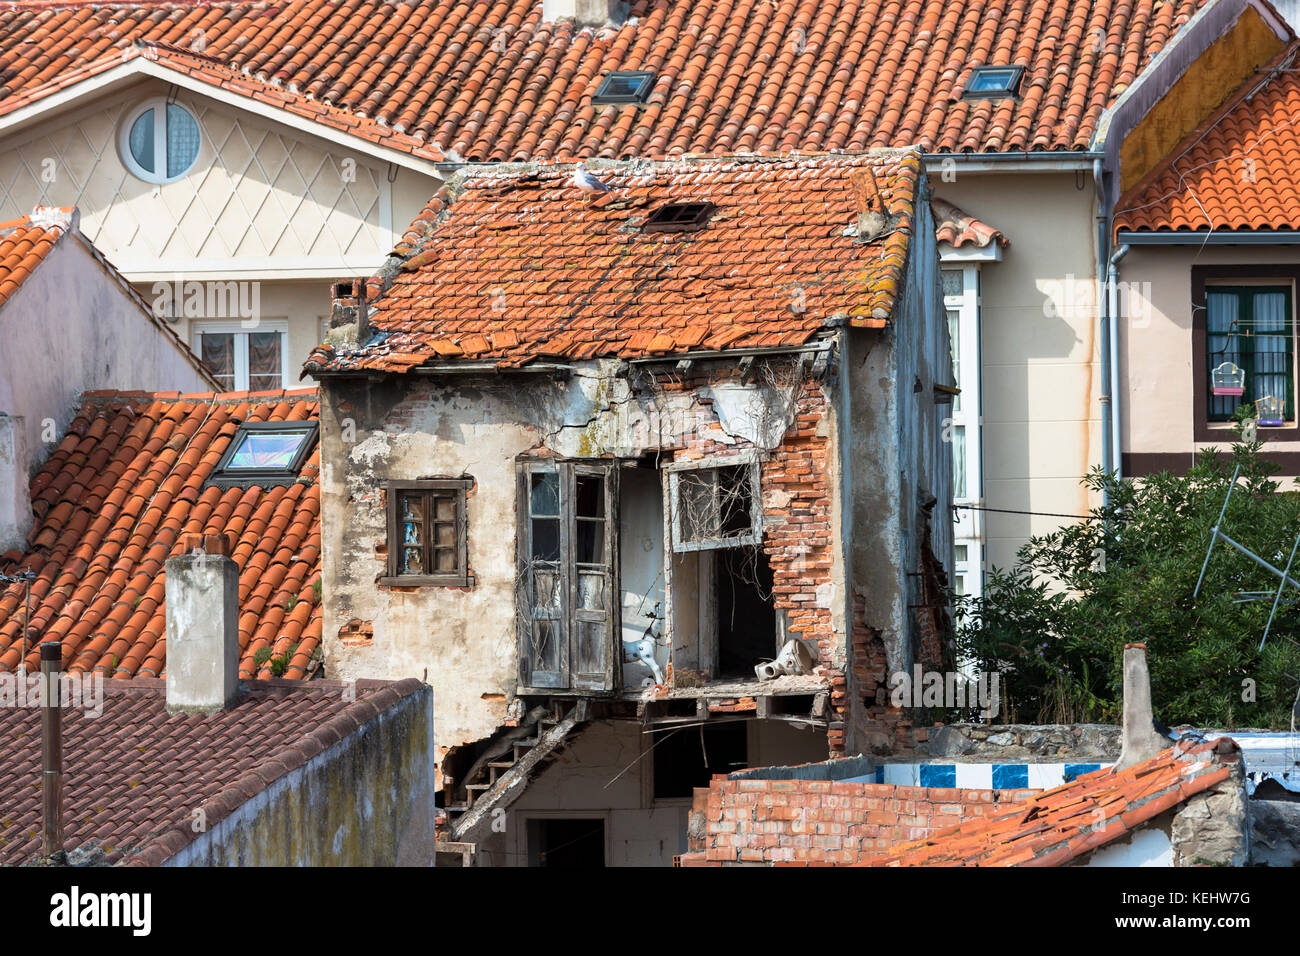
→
(516, 459, 619, 694)
(665, 451, 763, 553)
(381, 478, 473, 587)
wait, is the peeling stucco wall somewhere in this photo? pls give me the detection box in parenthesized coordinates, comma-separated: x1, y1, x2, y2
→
(165, 685, 436, 866)
(319, 356, 853, 763)
(845, 187, 953, 756)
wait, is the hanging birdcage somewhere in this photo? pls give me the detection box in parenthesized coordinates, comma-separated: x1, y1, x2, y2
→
(1211, 361, 1246, 396)
(1256, 395, 1285, 426)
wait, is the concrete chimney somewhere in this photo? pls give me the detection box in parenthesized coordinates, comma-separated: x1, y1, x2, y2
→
(541, 0, 630, 26)
(327, 278, 370, 349)
(1114, 643, 1170, 771)
(0, 413, 32, 553)
(165, 534, 239, 714)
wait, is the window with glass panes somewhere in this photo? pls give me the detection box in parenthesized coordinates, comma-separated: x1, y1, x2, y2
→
(384, 479, 471, 586)
(1206, 286, 1294, 422)
(517, 461, 616, 693)
(193, 322, 287, 391)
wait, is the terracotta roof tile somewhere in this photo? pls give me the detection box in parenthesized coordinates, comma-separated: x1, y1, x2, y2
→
(306, 151, 921, 373)
(0, 0, 1207, 159)
(932, 197, 1008, 249)
(1115, 56, 1300, 233)
(0, 388, 323, 683)
(0, 676, 425, 865)
(861, 738, 1242, 866)
(0, 206, 75, 309)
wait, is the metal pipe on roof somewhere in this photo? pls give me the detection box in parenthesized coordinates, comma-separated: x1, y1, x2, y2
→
(39, 640, 64, 862)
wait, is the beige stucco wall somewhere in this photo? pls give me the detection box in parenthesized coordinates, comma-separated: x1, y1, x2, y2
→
(318, 359, 854, 759)
(1120, 244, 1300, 467)
(0, 79, 438, 280)
(935, 172, 1102, 571)
(0, 234, 212, 470)
(128, 277, 333, 388)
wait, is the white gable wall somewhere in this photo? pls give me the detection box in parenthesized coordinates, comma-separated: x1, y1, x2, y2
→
(0, 235, 212, 471)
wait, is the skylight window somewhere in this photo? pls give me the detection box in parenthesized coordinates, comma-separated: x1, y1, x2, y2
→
(210, 421, 319, 487)
(642, 201, 715, 234)
(592, 71, 655, 105)
(962, 66, 1025, 99)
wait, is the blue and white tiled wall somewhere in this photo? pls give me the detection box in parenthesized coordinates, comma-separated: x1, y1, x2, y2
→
(874, 762, 1111, 790)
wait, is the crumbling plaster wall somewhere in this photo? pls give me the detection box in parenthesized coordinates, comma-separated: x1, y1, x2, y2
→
(844, 189, 953, 756)
(319, 357, 834, 759)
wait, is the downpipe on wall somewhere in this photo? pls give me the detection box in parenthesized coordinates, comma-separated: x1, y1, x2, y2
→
(1095, 159, 1113, 510)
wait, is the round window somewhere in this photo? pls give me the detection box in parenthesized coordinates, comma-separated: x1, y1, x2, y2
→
(120, 100, 202, 183)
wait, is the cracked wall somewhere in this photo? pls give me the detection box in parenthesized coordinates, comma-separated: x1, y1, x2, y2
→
(318, 357, 832, 772)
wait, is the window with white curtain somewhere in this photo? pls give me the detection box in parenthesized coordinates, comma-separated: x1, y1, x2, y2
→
(1206, 286, 1293, 422)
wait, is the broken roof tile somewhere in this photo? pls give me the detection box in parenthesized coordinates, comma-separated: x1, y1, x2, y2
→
(306, 151, 921, 373)
(861, 740, 1243, 867)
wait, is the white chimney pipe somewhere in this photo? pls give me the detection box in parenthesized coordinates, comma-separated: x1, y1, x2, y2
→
(541, 0, 630, 26)
(165, 534, 239, 713)
(1114, 642, 1169, 770)
(0, 413, 32, 553)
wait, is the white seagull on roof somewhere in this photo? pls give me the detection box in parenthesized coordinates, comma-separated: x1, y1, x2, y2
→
(572, 162, 614, 199)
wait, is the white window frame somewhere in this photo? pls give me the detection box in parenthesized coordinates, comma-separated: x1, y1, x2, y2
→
(119, 98, 203, 185)
(942, 259, 984, 600)
(665, 451, 762, 553)
(191, 319, 290, 391)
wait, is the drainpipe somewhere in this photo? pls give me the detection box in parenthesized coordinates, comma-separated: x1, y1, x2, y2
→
(40, 640, 64, 862)
(1107, 243, 1130, 481)
(1094, 159, 1113, 506)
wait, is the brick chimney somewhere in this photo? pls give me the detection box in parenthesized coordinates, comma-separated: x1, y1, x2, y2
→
(165, 534, 239, 714)
(327, 278, 370, 348)
(1114, 643, 1169, 771)
(542, 0, 630, 26)
(0, 413, 32, 553)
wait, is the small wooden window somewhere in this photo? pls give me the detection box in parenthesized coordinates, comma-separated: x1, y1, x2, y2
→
(667, 454, 762, 552)
(383, 479, 472, 586)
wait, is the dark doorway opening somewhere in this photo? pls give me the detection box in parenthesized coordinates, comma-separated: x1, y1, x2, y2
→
(653, 720, 750, 799)
(716, 548, 776, 679)
(527, 818, 606, 867)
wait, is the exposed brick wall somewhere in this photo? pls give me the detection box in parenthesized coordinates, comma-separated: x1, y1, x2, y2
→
(662, 370, 846, 754)
(682, 774, 1037, 866)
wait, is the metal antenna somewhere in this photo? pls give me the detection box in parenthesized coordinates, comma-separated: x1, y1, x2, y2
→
(1194, 463, 1300, 650)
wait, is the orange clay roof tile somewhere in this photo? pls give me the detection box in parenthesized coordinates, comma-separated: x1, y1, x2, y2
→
(305, 151, 921, 373)
(0, 389, 323, 684)
(1115, 57, 1300, 234)
(0, 207, 76, 310)
(932, 197, 1009, 249)
(0, 0, 1207, 160)
(861, 739, 1243, 867)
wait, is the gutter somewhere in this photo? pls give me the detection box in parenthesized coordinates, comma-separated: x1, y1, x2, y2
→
(924, 150, 1103, 174)
(1116, 230, 1300, 245)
